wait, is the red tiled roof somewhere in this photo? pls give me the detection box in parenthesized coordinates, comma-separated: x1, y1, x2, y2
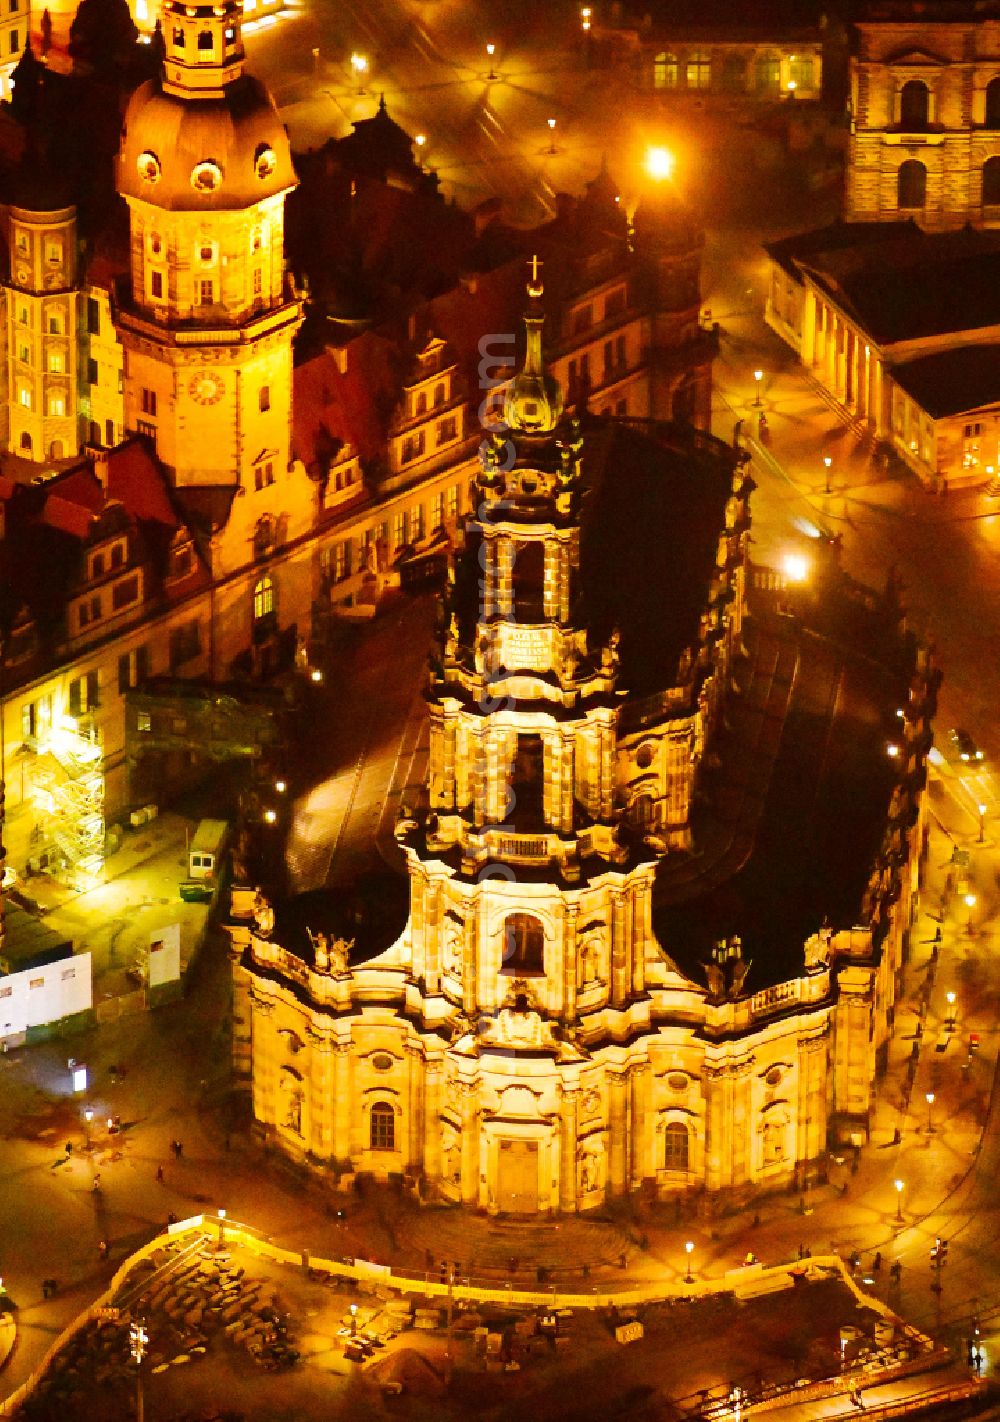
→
(105, 439, 179, 527)
(40, 493, 95, 539)
(294, 332, 400, 469)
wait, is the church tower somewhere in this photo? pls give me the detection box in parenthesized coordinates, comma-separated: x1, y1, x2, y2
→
(397, 265, 661, 1213)
(115, 0, 301, 490)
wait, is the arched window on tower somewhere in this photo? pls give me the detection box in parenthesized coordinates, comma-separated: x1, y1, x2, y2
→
(370, 1102, 395, 1150)
(664, 1121, 690, 1171)
(986, 77, 1000, 128)
(899, 79, 929, 129)
(512, 539, 546, 621)
(501, 913, 545, 975)
(197, 29, 213, 51)
(897, 159, 927, 209)
(510, 732, 545, 829)
(983, 155, 1000, 206)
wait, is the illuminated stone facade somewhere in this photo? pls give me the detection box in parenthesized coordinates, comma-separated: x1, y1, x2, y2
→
(232, 289, 932, 1212)
(847, 4, 1000, 228)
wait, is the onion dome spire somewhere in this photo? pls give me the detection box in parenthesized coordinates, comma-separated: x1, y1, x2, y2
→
(503, 255, 564, 435)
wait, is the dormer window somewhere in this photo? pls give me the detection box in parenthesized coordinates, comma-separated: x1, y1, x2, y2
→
(172, 26, 184, 44)
(111, 542, 124, 569)
(415, 390, 427, 417)
(91, 552, 105, 579)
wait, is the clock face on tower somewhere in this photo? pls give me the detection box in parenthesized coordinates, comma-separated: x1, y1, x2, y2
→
(188, 371, 225, 405)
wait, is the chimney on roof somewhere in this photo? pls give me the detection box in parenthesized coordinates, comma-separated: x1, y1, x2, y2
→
(330, 343, 349, 376)
(87, 444, 110, 491)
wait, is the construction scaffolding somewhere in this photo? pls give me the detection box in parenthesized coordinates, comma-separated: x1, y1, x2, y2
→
(30, 719, 105, 890)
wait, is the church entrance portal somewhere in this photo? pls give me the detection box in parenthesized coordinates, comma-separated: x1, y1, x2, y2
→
(496, 1139, 538, 1213)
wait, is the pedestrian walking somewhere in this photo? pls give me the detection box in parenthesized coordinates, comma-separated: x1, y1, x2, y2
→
(850, 1389, 865, 1411)
(98, 1239, 108, 1259)
(65, 1142, 73, 1157)
(873, 1251, 882, 1272)
(92, 1172, 101, 1192)
(155, 1164, 164, 1184)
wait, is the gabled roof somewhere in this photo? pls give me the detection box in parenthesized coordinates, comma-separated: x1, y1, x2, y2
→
(294, 331, 400, 472)
(105, 437, 180, 527)
(763, 219, 917, 281)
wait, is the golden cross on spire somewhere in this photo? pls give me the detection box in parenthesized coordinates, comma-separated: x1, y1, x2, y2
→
(527, 253, 543, 297)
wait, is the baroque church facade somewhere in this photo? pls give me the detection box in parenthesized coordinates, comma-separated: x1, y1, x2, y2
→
(231, 277, 934, 1212)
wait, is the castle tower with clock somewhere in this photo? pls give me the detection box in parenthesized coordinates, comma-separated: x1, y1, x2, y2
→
(116, 0, 301, 505)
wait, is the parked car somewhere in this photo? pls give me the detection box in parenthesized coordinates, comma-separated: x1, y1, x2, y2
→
(950, 728, 984, 762)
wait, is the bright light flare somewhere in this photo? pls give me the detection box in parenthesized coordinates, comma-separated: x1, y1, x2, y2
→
(781, 552, 809, 584)
(645, 146, 675, 181)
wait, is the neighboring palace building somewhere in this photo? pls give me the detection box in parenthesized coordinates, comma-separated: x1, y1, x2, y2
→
(847, 1, 1000, 228)
(231, 280, 935, 1211)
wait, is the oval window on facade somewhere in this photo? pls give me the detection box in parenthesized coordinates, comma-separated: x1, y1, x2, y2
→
(137, 150, 161, 183)
(191, 160, 223, 193)
(255, 143, 277, 180)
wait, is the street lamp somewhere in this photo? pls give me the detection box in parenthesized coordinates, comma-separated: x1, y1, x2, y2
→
(645, 146, 675, 181)
(263, 808, 277, 825)
(946, 991, 957, 1030)
(350, 51, 367, 94)
(310, 668, 323, 683)
(781, 551, 809, 585)
(894, 1177, 904, 1222)
(824, 455, 832, 494)
(217, 1207, 226, 1251)
(547, 117, 557, 154)
(129, 1320, 148, 1422)
(753, 369, 763, 407)
(978, 803, 987, 843)
(684, 1239, 694, 1283)
(965, 892, 977, 934)
(925, 1091, 936, 1134)
(350, 1302, 358, 1336)
(83, 1107, 93, 1149)
(580, 5, 591, 29)
(731, 1386, 745, 1422)
(275, 779, 286, 794)
(486, 42, 496, 80)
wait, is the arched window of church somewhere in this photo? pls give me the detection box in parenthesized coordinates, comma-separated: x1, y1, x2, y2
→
(253, 573, 275, 621)
(632, 793, 655, 831)
(197, 29, 213, 51)
(664, 1121, 689, 1170)
(899, 80, 929, 130)
(501, 913, 545, 975)
(19, 431, 31, 453)
(897, 159, 927, 209)
(49, 439, 63, 458)
(987, 78, 1000, 129)
(370, 1102, 395, 1150)
(512, 539, 546, 621)
(984, 156, 1000, 206)
(653, 52, 678, 89)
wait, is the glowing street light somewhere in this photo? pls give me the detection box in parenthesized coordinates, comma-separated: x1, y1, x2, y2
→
(217, 1207, 226, 1250)
(310, 668, 323, 683)
(753, 368, 763, 406)
(978, 803, 987, 843)
(894, 1177, 904, 1221)
(547, 117, 557, 154)
(415, 133, 427, 149)
(486, 41, 496, 80)
(580, 5, 591, 30)
(263, 808, 277, 825)
(645, 145, 675, 181)
(965, 892, 977, 934)
(782, 551, 809, 585)
(83, 1107, 94, 1148)
(350, 1302, 359, 1336)
(731, 1386, 745, 1422)
(824, 454, 832, 494)
(946, 990, 957, 1029)
(275, 779, 287, 794)
(925, 1091, 936, 1133)
(685, 1239, 694, 1283)
(350, 51, 368, 94)
(787, 79, 797, 95)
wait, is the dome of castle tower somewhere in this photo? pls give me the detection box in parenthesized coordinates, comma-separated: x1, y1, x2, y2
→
(118, 72, 296, 212)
